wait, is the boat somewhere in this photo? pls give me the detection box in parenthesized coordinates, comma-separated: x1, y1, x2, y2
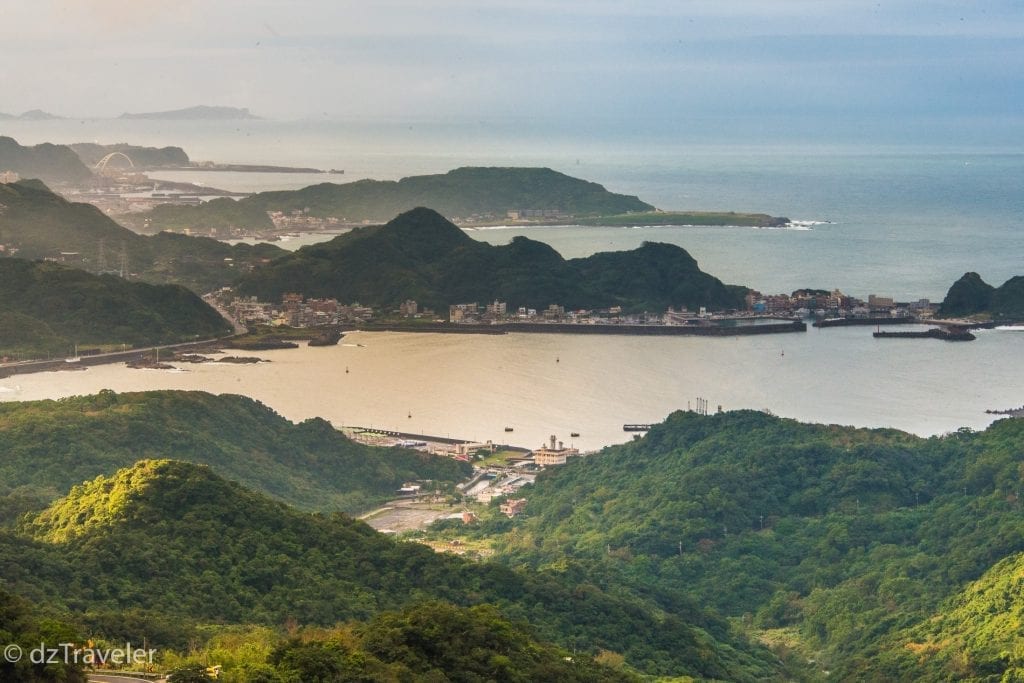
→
(570, 432, 580, 437)
(504, 427, 514, 432)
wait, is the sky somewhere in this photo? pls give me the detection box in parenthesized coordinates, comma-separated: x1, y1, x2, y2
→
(1, 0, 1021, 142)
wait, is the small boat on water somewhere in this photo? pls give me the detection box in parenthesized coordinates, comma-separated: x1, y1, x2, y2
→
(504, 427, 514, 432)
(570, 432, 580, 437)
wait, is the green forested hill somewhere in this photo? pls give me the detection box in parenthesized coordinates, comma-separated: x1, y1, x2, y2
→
(237, 207, 747, 311)
(69, 142, 190, 168)
(0, 458, 781, 680)
(939, 271, 1024, 319)
(137, 166, 655, 232)
(0, 259, 230, 357)
(0, 136, 93, 185)
(868, 551, 1024, 681)
(0, 180, 285, 292)
(467, 410, 1024, 680)
(0, 589, 84, 682)
(263, 601, 636, 682)
(0, 390, 469, 512)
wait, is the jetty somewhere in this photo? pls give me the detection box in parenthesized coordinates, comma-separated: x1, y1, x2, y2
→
(873, 327, 975, 342)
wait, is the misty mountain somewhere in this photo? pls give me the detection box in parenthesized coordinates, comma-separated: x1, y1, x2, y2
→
(119, 105, 260, 120)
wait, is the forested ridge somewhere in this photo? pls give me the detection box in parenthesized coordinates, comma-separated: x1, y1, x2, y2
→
(237, 207, 747, 312)
(446, 410, 1024, 680)
(0, 458, 782, 680)
(0, 390, 470, 513)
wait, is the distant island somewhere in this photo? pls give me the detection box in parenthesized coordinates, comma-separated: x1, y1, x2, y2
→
(119, 105, 260, 120)
(0, 109, 64, 121)
(235, 206, 748, 313)
(577, 210, 789, 229)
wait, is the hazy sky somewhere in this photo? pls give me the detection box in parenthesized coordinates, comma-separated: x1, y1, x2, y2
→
(1, 0, 1021, 137)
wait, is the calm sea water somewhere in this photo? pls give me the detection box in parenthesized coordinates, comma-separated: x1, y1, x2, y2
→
(2, 119, 1021, 440)
(2, 326, 1023, 448)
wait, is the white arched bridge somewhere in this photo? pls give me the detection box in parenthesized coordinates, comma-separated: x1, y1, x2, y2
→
(93, 152, 135, 174)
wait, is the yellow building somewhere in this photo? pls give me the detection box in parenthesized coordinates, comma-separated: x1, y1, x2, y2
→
(531, 434, 579, 467)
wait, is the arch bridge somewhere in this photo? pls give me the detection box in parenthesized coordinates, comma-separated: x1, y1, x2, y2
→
(94, 152, 135, 174)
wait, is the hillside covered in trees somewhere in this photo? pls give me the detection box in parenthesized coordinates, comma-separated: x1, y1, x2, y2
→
(0, 390, 469, 513)
(0, 136, 93, 185)
(0, 180, 284, 292)
(940, 271, 1024, 319)
(237, 207, 748, 312)
(69, 142, 190, 168)
(0, 458, 782, 680)
(454, 410, 1024, 681)
(0, 259, 230, 358)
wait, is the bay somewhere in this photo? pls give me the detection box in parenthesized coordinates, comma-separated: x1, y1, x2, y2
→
(4, 326, 1022, 449)
(3, 118, 1021, 443)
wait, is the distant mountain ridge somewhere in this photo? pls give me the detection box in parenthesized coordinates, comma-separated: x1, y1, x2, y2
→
(236, 206, 748, 311)
(0, 110, 64, 121)
(119, 105, 259, 120)
(136, 166, 655, 232)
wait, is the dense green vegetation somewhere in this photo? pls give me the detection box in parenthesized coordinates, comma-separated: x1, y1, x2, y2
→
(142, 196, 276, 232)
(0, 589, 85, 682)
(577, 210, 790, 228)
(0, 136, 93, 185)
(238, 207, 747, 311)
(0, 259, 230, 358)
(0, 390, 469, 512)
(455, 410, 1024, 680)
(939, 271, 1024, 319)
(139, 166, 654, 231)
(875, 551, 1024, 680)
(0, 458, 779, 679)
(0, 180, 285, 291)
(69, 142, 190, 168)
(263, 602, 635, 682)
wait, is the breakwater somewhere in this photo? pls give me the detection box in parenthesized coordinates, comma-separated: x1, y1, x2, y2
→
(873, 328, 976, 341)
(814, 317, 920, 328)
(361, 320, 806, 337)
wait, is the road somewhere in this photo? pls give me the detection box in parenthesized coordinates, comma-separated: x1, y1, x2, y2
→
(0, 337, 223, 379)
